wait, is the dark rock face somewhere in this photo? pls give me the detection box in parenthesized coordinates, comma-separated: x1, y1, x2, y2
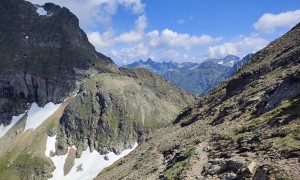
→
(0, 0, 118, 126)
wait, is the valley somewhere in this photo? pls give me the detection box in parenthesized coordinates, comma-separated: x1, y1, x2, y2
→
(0, 0, 299, 180)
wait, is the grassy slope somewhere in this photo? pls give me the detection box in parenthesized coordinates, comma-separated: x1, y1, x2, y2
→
(56, 70, 196, 155)
(0, 98, 72, 179)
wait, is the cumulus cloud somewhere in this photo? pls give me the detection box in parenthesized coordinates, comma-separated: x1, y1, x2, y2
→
(87, 29, 115, 47)
(111, 43, 149, 64)
(145, 29, 222, 50)
(116, 15, 147, 43)
(208, 36, 269, 58)
(254, 9, 300, 34)
(110, 46, 203, 64)
(26, 0, 145, 28)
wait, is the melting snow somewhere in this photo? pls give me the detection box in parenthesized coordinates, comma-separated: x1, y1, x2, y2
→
(0, 112, 26, 138)
(24, 102, 62, 131)
(45, 135, 57, 157)
(73, 89, 80, 98)
(218, 61, 224, 65)
(45, 136, 138, 180)
(35, 6, 52, 16)
(36, 6, 47, 16)
(190, 65, 199, 70)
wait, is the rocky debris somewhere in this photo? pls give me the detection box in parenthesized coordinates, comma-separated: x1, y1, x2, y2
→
(104, 156, 109, 161)
(202, 160, 243, 177)
(281, 150, 300, 159)
(49, 151, 55, 157)
(244, 161, 256, 174)
(252, 164, 289, 180)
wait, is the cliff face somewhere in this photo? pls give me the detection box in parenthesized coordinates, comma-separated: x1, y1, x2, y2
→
(0, 0, 118, 126)
(97, 23, 300, 180)
(56, 68, 195, 156)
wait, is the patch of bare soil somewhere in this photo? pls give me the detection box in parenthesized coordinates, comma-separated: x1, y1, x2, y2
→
(64, 148, 76, 175)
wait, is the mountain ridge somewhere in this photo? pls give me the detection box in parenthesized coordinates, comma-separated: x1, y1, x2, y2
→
(97, 22, 300, 180)
(125, 54, 251, 96)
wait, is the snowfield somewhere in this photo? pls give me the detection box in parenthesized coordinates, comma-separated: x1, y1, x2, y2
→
(36, 6, 47, 16)
(45, 136, 138, 180)
(1, 100, 63, 137)
(24, 102, 62, 131)
(0, 112, 26, 138)
(35, 6, 53, 16)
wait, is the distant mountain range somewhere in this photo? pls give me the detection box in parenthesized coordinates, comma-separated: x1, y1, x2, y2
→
(125, 54, 252, 96)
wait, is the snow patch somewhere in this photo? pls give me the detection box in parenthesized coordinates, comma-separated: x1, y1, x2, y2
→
(45, 135, 56, 157)
(218, 61, 224, 65)
(0, 112, 26, 138)
(36, 6, 47, 16)
(190, 65, 199, 70)
(74, 90, 80, 97)
(35, 6, 52, 17)
(24, 102, 62, 131)
(45, 136, 138, 180)
(228, 60, 235, 67)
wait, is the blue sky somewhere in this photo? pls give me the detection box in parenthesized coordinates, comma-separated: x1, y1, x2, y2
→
(27, 0, 300, 65)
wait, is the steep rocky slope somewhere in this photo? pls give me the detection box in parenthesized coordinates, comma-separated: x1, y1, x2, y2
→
(56, 68, 195, 156)
(97, 23, 300, 180)
(0, 0, 118, 126)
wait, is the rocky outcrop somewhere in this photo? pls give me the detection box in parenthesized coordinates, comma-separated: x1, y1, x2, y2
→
(56, 68, 195, 156)
(0, 0, 118, 126)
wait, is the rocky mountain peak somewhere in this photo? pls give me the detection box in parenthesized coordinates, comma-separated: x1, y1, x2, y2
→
(0, 0, 118, 126)
(146, 58, 155, 63)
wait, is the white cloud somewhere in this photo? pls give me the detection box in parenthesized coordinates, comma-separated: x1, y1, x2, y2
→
(209, 43, 237, 58)
(254, 9, 300, 34)
(26, 0, 145, 28)
(87, 29, 115, 47)
(111, 43, 149, 64)
(145, 29, 222, 50)
(116, 15, 147, 43)
(208, 36, 269, 58)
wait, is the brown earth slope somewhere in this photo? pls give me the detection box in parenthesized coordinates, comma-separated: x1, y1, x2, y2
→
(97, 23, 300, 180)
